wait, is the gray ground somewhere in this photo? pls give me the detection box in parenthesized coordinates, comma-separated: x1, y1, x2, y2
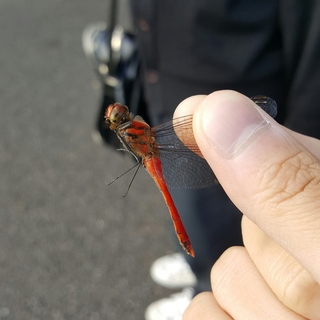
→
(0, 1, 176, 319)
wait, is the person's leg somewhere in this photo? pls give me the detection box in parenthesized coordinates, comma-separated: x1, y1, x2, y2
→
(170, 186, 243, 293)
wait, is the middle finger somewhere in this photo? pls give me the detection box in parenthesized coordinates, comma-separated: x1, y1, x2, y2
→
(211, 246, 306, 319)
(242, 217, 320, 319)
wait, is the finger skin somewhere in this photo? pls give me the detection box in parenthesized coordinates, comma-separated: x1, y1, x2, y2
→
(191, 90, 320, 283)
(211, 247, 306, 319)
(175, 91, 320, 319)
(183, 292, 232, 320)
(174, 95, 206, 119)
(242, 217, 320, 320)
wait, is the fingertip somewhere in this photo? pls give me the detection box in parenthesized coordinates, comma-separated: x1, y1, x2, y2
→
(174, 95, 206, 118)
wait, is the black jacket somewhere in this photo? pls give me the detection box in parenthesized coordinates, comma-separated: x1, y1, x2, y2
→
(130, 0, 320, 137)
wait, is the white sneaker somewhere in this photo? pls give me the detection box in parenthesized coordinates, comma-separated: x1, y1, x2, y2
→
(145, 288, 194, 320)
(150, 253, 197, 289)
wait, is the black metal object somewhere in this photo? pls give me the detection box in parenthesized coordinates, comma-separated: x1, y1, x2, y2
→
(94, 1, 149, 147)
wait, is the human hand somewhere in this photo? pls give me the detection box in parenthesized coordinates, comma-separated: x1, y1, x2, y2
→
(174, 90, 320, 319)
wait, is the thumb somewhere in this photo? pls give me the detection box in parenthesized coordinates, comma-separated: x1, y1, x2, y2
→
(193, 90, 320, 283)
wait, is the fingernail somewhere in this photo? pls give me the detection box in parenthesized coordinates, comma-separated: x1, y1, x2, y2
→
(202, 95, 269, 158)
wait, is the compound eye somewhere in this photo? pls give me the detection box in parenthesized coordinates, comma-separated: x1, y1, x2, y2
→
(105, 103, 130, 128)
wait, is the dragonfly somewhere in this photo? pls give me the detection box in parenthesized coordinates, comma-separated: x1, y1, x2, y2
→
(105, 96, 277, 257)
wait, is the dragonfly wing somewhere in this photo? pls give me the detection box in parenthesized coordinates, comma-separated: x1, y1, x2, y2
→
(251, 95, 277, 118)
(159, 149, 217, 189)
(154, 117, 217, 189)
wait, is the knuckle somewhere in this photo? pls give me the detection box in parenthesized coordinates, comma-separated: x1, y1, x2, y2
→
(255, 151, 320, 208)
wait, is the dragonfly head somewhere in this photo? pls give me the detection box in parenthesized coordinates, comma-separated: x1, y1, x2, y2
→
(105, 102, 133, 130)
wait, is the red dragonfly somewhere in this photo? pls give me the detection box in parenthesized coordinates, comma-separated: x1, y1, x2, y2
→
(105, 96, 277, 257)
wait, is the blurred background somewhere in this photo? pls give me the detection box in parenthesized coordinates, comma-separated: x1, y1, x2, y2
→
(0, 0, 175, 319)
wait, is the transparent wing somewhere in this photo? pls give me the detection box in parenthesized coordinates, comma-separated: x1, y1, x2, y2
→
(251, 95, 277, 118)
(153, 116, 217, 189)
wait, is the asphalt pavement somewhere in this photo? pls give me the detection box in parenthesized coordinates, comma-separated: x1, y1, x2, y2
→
(0, 1, 176, 319)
